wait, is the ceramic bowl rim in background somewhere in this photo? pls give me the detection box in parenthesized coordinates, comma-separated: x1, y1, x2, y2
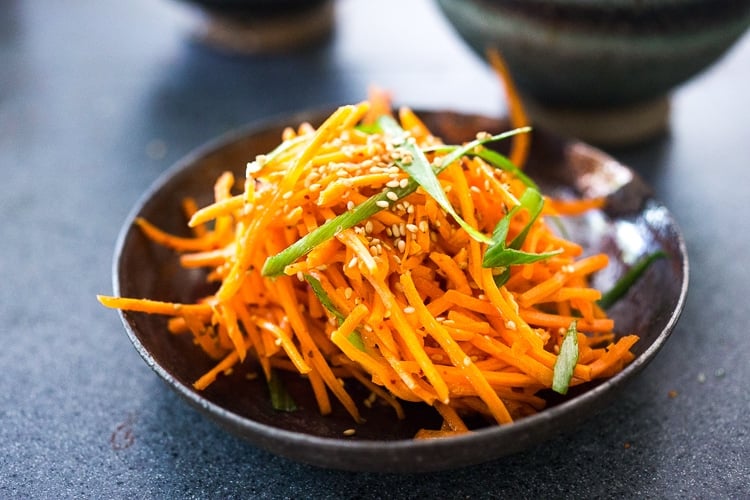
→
(434, 0, 750, 144)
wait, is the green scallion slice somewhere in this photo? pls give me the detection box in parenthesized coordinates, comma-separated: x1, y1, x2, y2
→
(552, 321, 579, 395)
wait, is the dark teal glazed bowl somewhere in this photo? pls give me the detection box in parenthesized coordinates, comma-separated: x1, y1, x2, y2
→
(435, 0, 750, 144)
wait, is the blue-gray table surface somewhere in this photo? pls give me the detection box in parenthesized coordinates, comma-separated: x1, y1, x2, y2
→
(1, 0, 748, 498)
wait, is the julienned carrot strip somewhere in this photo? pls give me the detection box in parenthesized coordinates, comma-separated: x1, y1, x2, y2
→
(97, 295, 213, 317)
(433, 401, 469, 433)
(188, 195, 244, 227)
(518, 253, 609, 307)
(100, 98, 640, 436)
(401, 272, 512, 425)
(520, 308, 615, 333)
(589, 335, 639, 378)
(134, 218, 215, 251)
(487, 48, 530, 169)
(545, 196, 606, 216)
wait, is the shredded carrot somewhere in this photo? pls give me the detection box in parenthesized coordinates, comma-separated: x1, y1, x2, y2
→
(99, 86, 640, 436)
(487, 48, 530, 168)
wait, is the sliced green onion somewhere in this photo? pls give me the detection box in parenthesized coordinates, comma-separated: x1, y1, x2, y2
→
(483, 186, 560, 268)
(423, 129, 536, 189)
(262, 122, 529, 277)
(304, 274, 365, 352)
(267, 369, 297, 412)
(262, 183, 413, 276)
(552, 321, 579, 395)
(484, 247, 563, 267)
(598, 251, 667, 309)
(378, 115, 492, 244)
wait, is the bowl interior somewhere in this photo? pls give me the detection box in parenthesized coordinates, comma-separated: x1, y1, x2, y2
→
(114, 109, 687, 472)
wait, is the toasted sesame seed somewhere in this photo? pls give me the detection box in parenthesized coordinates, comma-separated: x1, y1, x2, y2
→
(365, 221, 374, 234)
(343, 428, 356, 437)
(344, 287, 353, 299)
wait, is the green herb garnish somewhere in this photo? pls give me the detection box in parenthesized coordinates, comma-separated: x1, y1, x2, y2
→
(267, 369, 297, 412)
(598, 250, 667, 309)
(262, 124, 529, 277)
(552, 321, 579, 395)
(483, 186, 562, 269)
(304, 274, 365, 352)
(378, 115, 492, 244)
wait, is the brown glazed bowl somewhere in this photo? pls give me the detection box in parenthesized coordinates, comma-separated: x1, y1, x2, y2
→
(434, 0, 750, 145)
(112, 109, 688, 472)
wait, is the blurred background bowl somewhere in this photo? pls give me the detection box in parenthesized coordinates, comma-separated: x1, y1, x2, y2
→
(435, 0, 750, 146)
(177, 0, 335, 54)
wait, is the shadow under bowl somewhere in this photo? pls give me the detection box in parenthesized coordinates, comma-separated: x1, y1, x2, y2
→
(112, 109, 688, 472)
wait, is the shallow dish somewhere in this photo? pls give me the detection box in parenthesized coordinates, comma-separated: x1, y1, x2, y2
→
(112, 109, 688, 472)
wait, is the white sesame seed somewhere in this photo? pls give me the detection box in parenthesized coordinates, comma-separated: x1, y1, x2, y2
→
(346, 200, 355, 210)
(343, 428, 356, 437)
(506, 320, 517, 330)
(344, 287, 353, 299)
(365, 221, 373, 234)
(348, 256, 358, 268)
(282, 191, 293, 199)
(391, 224, 401, 238)
(386, 179, 400, 188)
(386, 191, 399, 201)
(309, 183, 322, 192)
(406, 223, 418, 233)
(296, 271, 304, 281)
(375, 200, 390, 208)
(403, 306, 415, 314)
(399, 178, 409, 188)
(396, 239, 406, 253)
(418, 220, 428, 232)
(463, 356, 472, 367)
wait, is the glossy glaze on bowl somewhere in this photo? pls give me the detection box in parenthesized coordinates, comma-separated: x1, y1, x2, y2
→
(113, 109, 688, 472)
(435, 0, 750, 144)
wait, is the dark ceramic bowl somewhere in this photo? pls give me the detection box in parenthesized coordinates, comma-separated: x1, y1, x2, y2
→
(176, 0, 334, 54)
(435, 0, 750, 144)
(112, 109, 688, 472)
